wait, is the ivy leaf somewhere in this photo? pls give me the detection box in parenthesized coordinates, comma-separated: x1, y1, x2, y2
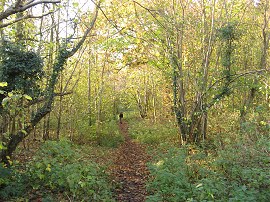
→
(2, 97, 10, 106)
(23, 94, 32, 100)
(11, 94, 22, 100)
(0, 142, 7, 150)
(0, 82, 8, 87)
(46, 164, 51, 172)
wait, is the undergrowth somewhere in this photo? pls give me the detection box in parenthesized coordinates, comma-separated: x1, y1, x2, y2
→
(129, 120, 179, 145)
(146, 135, 270, 202)
(0, 140, 114, 201)
(74, 120, 124, 148)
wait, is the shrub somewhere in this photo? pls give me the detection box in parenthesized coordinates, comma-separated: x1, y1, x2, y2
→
(25, 140, 114, 201)
(0, 140, 115, 201)
(0, 163, 26, 199)
(147, 148, 196, 201)
(146, 136, 270, 201)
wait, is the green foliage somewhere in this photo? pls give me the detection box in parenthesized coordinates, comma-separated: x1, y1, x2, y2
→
(130, 120, 178, 145)
(147, 148, 195, 201)
(0, 90, 32, 140)
(146, 136, 270, 201)
(219, 24, 236, 40)
(96, 121, 124, 148)
(218, 23, 237, 76)
(72, 119, 124, 147)
(0, 163, 26, 199)
(0, 41, 43, 98)
(240, 103, 270, 137)
(0, 163, 11, 186)
(25, 140, 114, 201)
(0, 140, 114, 201)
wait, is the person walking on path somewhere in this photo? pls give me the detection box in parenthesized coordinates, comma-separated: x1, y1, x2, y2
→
(119, 112, 123, 124)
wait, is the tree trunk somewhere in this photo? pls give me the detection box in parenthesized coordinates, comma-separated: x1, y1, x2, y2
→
(56, 73, 63, 140)
(88, 49, 92, 126)
(96, 52, 105, 140)
(151, 71, 157, 122)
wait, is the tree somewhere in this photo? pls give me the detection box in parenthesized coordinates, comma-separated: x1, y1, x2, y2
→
(133, 0, 269, 144)
(0, 1, 100, 164)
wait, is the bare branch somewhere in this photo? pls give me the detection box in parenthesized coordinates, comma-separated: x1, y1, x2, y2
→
(0, 0, 60, 21)
(63, 46, 87, 93)
(204, 68, 270, 110)
(207, 68, 270, 93)
(20, 0, 60, 11)
(26, 0, 36, 5)
(0, 10, 56, 28)
(66, 1, 100, 58)
(133, 0, 167, 30)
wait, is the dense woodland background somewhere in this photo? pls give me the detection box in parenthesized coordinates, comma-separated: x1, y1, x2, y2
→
(0, 0, 269, 201)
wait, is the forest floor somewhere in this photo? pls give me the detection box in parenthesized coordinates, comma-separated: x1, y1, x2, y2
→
(111, 121, 150, 202)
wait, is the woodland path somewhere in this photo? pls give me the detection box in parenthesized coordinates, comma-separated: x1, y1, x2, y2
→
(111, 121, 150, 202)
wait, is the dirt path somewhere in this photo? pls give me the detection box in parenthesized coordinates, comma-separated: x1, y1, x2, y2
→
(111, 121, 150, 202)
